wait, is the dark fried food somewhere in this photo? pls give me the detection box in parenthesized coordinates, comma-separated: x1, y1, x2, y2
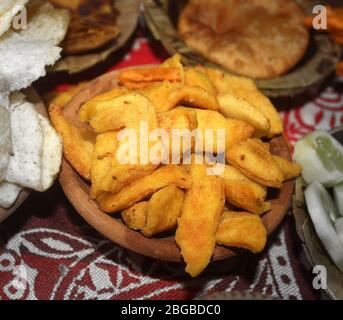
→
(52, 0, 120, 54)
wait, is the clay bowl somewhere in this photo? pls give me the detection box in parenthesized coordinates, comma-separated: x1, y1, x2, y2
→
(59, 67, 295, 262)
(0, 87, 46, 223)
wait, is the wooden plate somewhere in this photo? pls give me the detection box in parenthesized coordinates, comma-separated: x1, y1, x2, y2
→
(59, 66, 295, 262)
(293, 126, 343, 300)
(50, 0, 141, 74)
(0, 87, 46, 223)
(143, 0, 342, 98)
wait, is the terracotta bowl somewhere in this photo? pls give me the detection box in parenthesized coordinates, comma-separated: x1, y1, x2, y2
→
(59, 67, 295, 262)
(0, 87, 46, 223)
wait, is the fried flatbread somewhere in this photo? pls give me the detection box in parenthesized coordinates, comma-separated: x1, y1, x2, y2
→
(55, 0, 120, 54)
(178, 0, 309, 79)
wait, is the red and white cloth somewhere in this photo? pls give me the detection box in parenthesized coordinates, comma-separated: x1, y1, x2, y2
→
(0, 32, 342, 300)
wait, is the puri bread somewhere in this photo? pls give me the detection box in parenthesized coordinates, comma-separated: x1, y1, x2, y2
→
(178, 0, 309, 79)
(52, 0, 120, 54)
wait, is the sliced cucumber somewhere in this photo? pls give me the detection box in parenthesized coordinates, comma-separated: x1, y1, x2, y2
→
(295, 131, 343, 187)
(305, 181, 343, 272)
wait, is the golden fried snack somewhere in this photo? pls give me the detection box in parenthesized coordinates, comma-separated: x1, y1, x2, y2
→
(99, 161, 158, 196)
(118, 54, 184, 89)
(216, 211, 267, 253)
(120, 81, 160, 90)
(217, 93, 271, 136)
(94, 134, 158, 196)
(195, 109, 255, 153)
(197, 67, 283, 137)
(84, 94, 160, 195)
(79, 87, 129, 120)
(272, 155, 302, 181)
(138, 82, 219, 113)
(218, 165, 270, 215)
(121, 202, 148, 231)
(227, 138, 284, 188)
(49, 104, 95, 180)
(184, 68, 217, 96)
(97, 165, 192, 213)
(175, 164, 225, 277)
(119, 67, 181, 83)
(79, 93, 157, 134)
(90, 131, 117, 199)
(143, 185, 184, 237)
(157, 107, 198, 159)
(158, 107, 198, 132)
(160, 53, 185, 82)
(50, 0, 86, 11)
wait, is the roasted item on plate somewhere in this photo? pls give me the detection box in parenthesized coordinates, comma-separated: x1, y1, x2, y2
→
(178, 0, 309, 79)
(50, 0, 120, 54)
(50, 54, 301, 277)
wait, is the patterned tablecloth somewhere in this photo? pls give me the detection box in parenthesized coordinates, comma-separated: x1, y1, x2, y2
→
(0, 27, 342, 300)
